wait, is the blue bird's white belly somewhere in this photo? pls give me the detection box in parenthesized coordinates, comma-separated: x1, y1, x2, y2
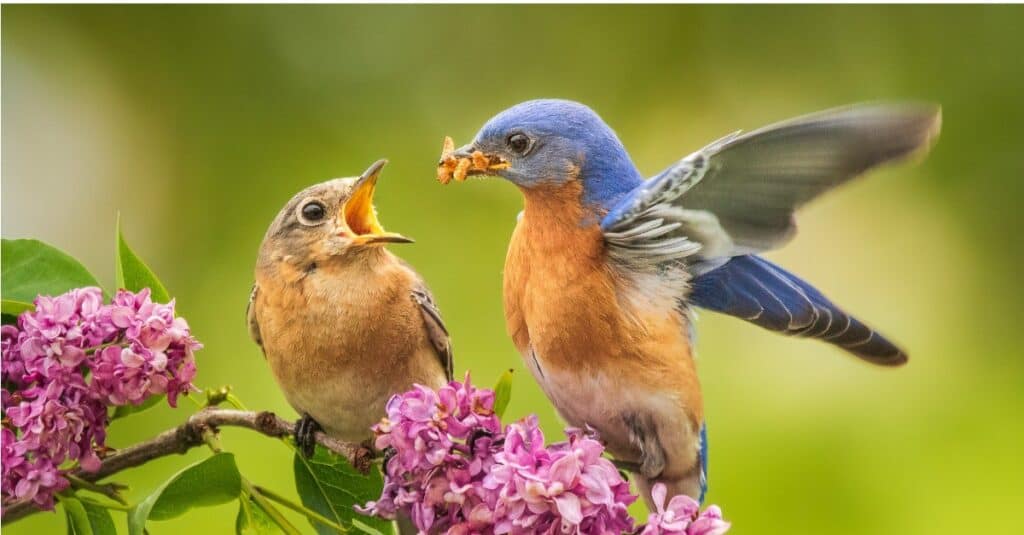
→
(523, 343, 699, 475)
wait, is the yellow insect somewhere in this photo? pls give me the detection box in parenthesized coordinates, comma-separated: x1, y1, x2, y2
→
(436, 136, 510, 184)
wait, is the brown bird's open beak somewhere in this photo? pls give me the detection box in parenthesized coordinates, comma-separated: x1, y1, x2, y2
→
(436, 136, 510, 184)
(342, 159, 413, 245)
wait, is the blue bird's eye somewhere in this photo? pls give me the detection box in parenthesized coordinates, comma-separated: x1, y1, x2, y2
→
(507, 133, 532, 155)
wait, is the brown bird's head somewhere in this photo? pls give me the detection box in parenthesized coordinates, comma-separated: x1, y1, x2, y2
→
(258, 159, 411, 270)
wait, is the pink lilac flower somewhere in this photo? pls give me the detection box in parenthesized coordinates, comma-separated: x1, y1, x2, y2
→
(1, 287, 200, 512)
(639, 483, 730, 535)
(361, 374, 503, 533)
(362, 377, 637, 534)
(483, 419, 635, 534)
(89, 289, 199, 407)
(7, 456, 69, 510)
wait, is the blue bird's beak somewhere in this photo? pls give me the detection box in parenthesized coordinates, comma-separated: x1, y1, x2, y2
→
(437, 136, 509, 184)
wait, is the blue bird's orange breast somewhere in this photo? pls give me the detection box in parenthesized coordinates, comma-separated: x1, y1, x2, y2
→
(503, 182, 703, 469)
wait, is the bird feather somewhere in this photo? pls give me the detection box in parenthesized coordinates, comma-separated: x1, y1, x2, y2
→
(601, 103, 941, 272)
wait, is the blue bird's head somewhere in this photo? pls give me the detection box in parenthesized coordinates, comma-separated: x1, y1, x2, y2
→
(438, 99, 644, 208)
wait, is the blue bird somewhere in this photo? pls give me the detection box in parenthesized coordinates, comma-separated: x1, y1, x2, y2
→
(437, 99, 940, 506)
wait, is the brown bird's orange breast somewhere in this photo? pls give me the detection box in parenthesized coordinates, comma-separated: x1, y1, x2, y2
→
(254, 251, 446, 442)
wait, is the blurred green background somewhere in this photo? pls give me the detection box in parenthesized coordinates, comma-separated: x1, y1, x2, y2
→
(4, 5, 1023, 534)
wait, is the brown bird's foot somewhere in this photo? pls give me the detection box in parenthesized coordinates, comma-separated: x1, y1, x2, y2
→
(352, 439, 375, 475)
(295, 413, 322, 458)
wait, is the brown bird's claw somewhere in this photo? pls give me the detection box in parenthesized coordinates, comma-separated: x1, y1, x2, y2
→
(352, 439, 375, 475)
(295, 413, 322, 458)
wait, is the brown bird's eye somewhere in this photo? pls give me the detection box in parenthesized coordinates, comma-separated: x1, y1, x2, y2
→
(507, 133, 531, 154)
(300, 201, 327, 224)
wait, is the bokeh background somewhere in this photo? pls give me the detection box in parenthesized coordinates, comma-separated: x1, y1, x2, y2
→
(4, 4, 1023, 534)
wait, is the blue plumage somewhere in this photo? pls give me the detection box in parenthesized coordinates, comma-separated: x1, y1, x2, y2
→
(459, 99, 929, 364)
(449, 99, 937, 506)
(471, 99, 643, 206)
(698, 422, 708, 503)
(461, 98, 930, 365)
(689, 255, 907, 365)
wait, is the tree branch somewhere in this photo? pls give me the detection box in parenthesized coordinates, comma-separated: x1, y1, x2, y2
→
(2, 408, 373, 524)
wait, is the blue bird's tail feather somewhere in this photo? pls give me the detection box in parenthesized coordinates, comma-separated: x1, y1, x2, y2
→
(688, 255, 907, 365)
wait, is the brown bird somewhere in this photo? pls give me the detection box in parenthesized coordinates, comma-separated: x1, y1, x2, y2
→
(247, 159, 453, 457)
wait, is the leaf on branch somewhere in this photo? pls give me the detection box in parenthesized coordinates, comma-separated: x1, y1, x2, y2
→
(110, 393, 166, 421)
(1, 238, 106, 308)
(1, 299, 34, 316)
(115, 214, 170, 302)
(128, 452, 242, 535)
(351, 518, 388, 535)
(293, 447, 394, 535)
(236, 495, 285, 535)
(110, 215, 176, 419)
(62, 495, 117, 535)
(494, 368, 514, 419)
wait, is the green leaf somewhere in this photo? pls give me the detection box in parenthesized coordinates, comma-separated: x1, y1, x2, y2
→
(82, 502, 117, 535)
(62, 496, 116, 535)
(293, 447, 394, 535)
(236, 496, 285, 535)
(111, 394, 165, 420)
(351, 518, 387, 535)
(1, 239, 104, 306)
(128, 453, 242, 535)
(2, 299, 34, 316)
(82, 501, 117, 535)
(63, 496, 94, 535)
(115, 215, 170, 302)
(493, 368, 514, 419)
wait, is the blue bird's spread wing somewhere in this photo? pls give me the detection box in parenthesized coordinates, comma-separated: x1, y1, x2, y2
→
(689, 255, 908, 365)
(600, 104, 937, 365)
(600, 103, 941, 274)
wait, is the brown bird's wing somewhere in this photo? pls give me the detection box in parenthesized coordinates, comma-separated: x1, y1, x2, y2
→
(246, 282, 265, 355)
(411, 282, 453, 381)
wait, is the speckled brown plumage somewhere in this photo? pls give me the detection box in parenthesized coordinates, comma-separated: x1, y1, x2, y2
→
(248, 165, 451, 444)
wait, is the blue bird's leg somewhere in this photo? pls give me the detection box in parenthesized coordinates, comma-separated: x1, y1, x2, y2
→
(626, 411, 708, 509)
(624, 412, 667, 479)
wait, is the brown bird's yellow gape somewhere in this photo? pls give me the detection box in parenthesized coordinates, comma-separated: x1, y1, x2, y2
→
(248, 160, 453, 457)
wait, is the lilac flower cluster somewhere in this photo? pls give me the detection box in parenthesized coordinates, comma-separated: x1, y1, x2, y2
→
(359, 377, 505, 533)
(1, 287, 200, 511)
(639, 483, 730, 535)
(361, 376, 729, 534)
(483, 419, 635, 534)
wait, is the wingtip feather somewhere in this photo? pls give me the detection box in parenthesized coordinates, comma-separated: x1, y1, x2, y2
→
(892, 101, 943, 163)
(853, 344, 909, 367)
(690, 255, 911, 367)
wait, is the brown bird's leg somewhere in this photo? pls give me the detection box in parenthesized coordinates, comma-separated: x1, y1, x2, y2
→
(295, 413, 322, 458)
